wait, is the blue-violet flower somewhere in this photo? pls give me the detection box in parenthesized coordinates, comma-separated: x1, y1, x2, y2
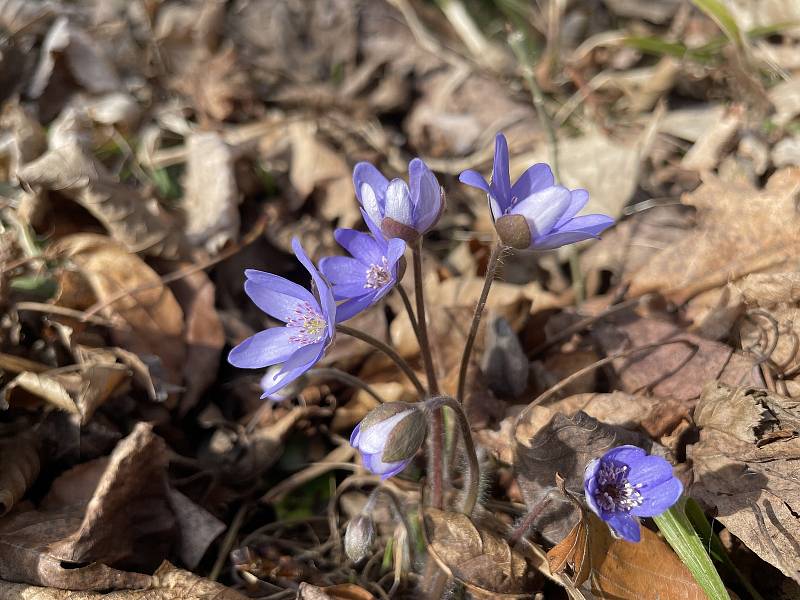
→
(459, 133, 614, 250)
(584, 445, 683, 542)
(228, 238, 335, 398)
(350, 402, 427, 480)
(353, 158, 443, 243)
(319, 214, 406, 323)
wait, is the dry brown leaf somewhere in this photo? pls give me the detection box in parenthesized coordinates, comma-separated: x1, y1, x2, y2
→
(182, 131, 240, 253)
(176, 46, 251, 123)
(423, 508, 531, 597)
(17, 108, 185, 258)
(298, 582, 376, 600)
(514, 410, 659, 544)
(0, 431, 40, 516)
(691, 382, 800, 582)
(2, 371, 80, 414)
(548, 486, 706, 599)
(627, 168, 800, 303)
(592, 312, 757, 402)
(51, 234, 186, 391)
(0, 561, 248, 598)
(166, 488, 225, 570)
(289, 122, 358, 229)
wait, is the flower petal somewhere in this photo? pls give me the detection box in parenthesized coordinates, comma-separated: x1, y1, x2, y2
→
(228, 327, 298, 369)
(553, 189, 589, 229)
(490, 133, 512, 211)
(531, 214, 615, 250)
(361, 451, 411, 480)
(409, 158, 442, 232)
(606, 513, 641, 542)
(319, 256, 366, 292)
(243, 270, 316, 322)
(509, 185, 572, 238)
(260, 359, 315, 398)
(459, 169, 490, 192)
(631, 477, 683, 517)
(386, 238, 406, 266)
(360, 182, 383, 228)
(603, 445, 647, 465)
(511, 163, 554, 201)
(358, 409, 414, 454)
(354, 163, 389, 203)
(350, 423, 361, 447)
(276, 340, 325, 376)
(335, 293, 376, 323)
(292, 238, 336, 332)
(384, 179, 414, 227)
(333, 228, 384, 265)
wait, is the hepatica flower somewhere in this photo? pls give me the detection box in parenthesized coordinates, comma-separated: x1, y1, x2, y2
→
(350, 402, 427, 480)
(320, 215, 406, 322)
(459, 133, 614, 250)
(228, 238, 335, 398)
(584, 445, 683, 542)
(354, 158, 443, 242)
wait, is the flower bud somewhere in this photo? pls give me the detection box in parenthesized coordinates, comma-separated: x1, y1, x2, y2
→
(344, 514, 375, 562)
(350, 402, 427, 480)
(494, 214, 531, 250)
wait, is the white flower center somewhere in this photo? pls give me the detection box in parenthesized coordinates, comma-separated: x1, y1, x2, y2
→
(594, 461, 644, 513)
(364, 257, 391, 289)
(286, 301, 326, 345)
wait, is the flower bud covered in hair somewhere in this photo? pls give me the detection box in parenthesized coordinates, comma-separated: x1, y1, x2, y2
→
(344, 514, 376, 562)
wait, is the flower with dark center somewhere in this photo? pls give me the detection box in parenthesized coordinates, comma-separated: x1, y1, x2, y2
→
(227, 238, 335, 398)
(319, 214, 406, 322)
(353, 158, 444, 242)
(584, 445, 683, 542)
(459, 133, 615, 250)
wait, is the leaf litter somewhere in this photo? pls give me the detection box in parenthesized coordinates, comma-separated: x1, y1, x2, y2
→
(1, 0, 800, 598)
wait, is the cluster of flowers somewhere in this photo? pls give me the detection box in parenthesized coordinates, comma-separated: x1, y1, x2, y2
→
(227, 133, 681, 543)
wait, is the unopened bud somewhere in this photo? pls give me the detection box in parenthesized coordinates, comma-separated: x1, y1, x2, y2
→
(494, 214, 531, 249)
(344, 514, 375, 562)
(381, 217, 420, 244)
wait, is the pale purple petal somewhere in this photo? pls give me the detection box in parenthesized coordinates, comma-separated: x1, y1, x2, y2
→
(319, 256, 366, 289)
(292, 238, 336, 329)
(362, 452, 411, 480)
(459, 169, 490, 192)
(384, 179, 414, 227)
(386, 238, 406, 266)
(489, 196, 503, 221)
(511, 163, 554, 201)
(601, 445, 647, 465)
(353, 162, 389, 204)
(631, 478, 683, 517)
(606, 513, 640, 542)
(553, 189, 589, 229)
(260, 361, 313, 398)
(243, 271, 317, 323)
(333, 228, 384, 265)
(409, 158, 442, 232)
(509, 185, 572, 238)
(350, 423, 361, 446)
(531, 214, 615, 250)
(330, 281, 373, 299)
(276, 340, 325, 376)
(335, 294, 376, 323)
(358, 409, 414, 454)
(228, 327, 298, 368)
(359, 182, 383, 228)
(361, 208, 385, 242)
(490, 133, 512, 210)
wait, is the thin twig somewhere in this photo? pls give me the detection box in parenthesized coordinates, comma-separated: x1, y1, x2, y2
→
(210, 503, 248, 581)
(335, 324, 427, 397)
(309, 368, 387, 404)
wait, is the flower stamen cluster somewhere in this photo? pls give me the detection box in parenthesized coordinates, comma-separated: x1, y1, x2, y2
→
(593, 461, 644, 513)
(286, 302, 327, 344)
(364, 257, 391, 289)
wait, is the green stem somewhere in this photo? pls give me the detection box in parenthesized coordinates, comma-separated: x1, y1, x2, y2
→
(456, 242, 503, 406)
(335, 324, 427, 397)
(653, 498, 731, 600)
(426, 396, 480, 516)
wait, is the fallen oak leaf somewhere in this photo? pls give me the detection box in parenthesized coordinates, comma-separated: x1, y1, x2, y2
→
(0, 430, 40, 516)
(548, 477, 707, 599)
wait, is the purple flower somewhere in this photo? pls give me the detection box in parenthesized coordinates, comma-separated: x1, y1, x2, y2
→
(319, 214, 406, 323)
(459, 133, 614, 250)
(350, 402, 427, 480)
(584, 445, 683, 542)
(353, 158, 444, 242)
(228, 238, 335, 398)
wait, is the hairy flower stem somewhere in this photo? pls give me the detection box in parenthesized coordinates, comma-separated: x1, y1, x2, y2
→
(412, 240, 444, 509)
(456, 242, 505, 406)
(308, 368, 386, 404)
(426, 396, 480, 515)
(508, 494, 552, 546)
(336, 324, 427, 397)
(365, 486, 416, 564)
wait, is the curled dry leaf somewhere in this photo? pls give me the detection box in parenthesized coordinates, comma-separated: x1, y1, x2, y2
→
(0, 430, 40, 516)
(165, 488, 225, 570)
(514, 410, 657, 544)
(297, 582, 376, 600)
(691, 382, 800, 582)
(17, 108, 185, 258)
(0, 423, 175, 588)
(547, 480, 706, 599)
(422, 507, 532, 597)
(0, 561, 249, 599)
(627, 168, 800, 303)
(51, 234, 186, 392)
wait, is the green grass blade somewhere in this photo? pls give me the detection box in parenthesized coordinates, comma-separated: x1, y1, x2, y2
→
(653, 498, 731, 600)
(691, 0, 743, 47)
